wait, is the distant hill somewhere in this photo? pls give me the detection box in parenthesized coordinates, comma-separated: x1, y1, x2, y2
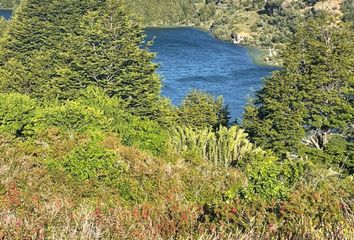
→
(2, 0, 353, 62)
(124, 0, 353, 63)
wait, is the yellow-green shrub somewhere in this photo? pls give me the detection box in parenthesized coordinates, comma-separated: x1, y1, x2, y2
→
(0, 92, 37, 136)
(32, 101, 110, 133)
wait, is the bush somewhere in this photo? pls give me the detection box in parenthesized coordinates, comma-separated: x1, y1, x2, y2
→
(33, 101, 110, 133)
(0, 93, 37, 136)
(299, 134, 354, 175)
(177, 90, 228, 129)
(60, 140, 123, 184)
(77, 87, 169, 155)
(324, 135, 353, 175)
(241, 151, 288, 201)
(202, 175, 353, 238)
(118, 117, 168, 156)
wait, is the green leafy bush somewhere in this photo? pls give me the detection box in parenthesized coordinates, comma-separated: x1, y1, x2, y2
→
(177, 90, 229, 129)
(61, 140, 123, 183)
(33, 101, 110, 133)
(241, 151, 288, 201)
(119, 117, 168, 156)
(300, 135, 354, 175)
(281, 157, 311, 185)
(77, 87, 169, 155)
(0, 93, 37, 136)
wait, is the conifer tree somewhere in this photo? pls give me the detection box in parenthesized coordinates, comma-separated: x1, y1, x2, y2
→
(64, 1, 161, 116)
(243, 14, 354, 159)
(0, 0, 161, 117)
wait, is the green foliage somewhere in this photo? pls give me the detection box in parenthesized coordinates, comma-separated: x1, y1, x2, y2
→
(120, 117, 168, 156)
(299, 135, 354, 175)
(0, 92, 36, 136)
(281, 157, 311, 186)
(33, 101, 109, 133)
(122, 0, 331, 55)
(0, 89, 167, 156)
(0, 0, 353, 238)
(76, 87, 169, 155)
(178, 90, 229, 129)
(0, 0, 161, 118)
(243, 16, 354, 164)
(170, 125, 253, 167)
(123, 0, 198, 25)
(61, 140, 123, 183)
(0, 17, 7, 35)
(64, 1, 161, 117)
(241, 151, 288, 201)
(264, 0, 284, 16)
(203, 174, 353, 238)
(0, 0, 19, 8)
(341, 0, 354, 26)
(224, 151, 311, 202)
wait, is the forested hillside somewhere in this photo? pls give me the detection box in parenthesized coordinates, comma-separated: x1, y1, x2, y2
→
(3, 0, 352, 51)
(124, 0, 353, 63)
(0, 0, 353, 239)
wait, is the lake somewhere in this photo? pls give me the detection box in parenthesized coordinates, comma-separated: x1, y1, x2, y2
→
(0, 9, 12, 20)
(0, 9, 275, 119)
(145, 27, 277, 120)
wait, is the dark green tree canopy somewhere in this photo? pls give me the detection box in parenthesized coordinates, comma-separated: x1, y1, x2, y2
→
(243, 15, 354, 159)
(0, 0, 161, 117)
(178, 89, 230, 129)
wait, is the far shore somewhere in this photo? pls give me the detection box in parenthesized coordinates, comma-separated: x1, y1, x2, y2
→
(145, 25, 276, 67)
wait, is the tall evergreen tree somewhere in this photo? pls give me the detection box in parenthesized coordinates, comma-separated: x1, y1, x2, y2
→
(243, 14, 354, 159)
(63, 1, 161, 116)
(0, 0, 161, 117)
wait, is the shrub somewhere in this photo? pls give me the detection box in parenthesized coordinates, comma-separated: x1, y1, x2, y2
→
(241, 151, 288, 201)
(61, 140, 123, 184)
(177, 90, 229, 129)
(77, 87, 169, 155)
(0, 93, 37, 136)
(170, 125, 253, 167)
(299, 134, 354, 175)
(33, 101, 110, 133)
(324, 135, 353, 175)
(118, 117, 168, 156)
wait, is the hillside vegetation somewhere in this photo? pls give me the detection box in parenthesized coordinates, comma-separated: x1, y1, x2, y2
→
(0, 0, 19, 8)
(124, 0, 353, 63)
(0, 0, 353, 239)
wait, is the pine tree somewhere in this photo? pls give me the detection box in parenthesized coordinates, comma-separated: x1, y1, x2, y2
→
(0, 0, 161, 117)
(243, 14, 354, 159)
(63, 1, 161, 116)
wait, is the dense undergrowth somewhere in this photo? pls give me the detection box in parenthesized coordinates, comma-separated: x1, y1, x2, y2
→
(0, 88, 353, 239)
(0, 0, 353, 239)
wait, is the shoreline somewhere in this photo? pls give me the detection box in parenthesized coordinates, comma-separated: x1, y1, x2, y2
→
(145, 25, 276, 67)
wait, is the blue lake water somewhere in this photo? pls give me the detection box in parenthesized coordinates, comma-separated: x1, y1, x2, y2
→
(0, 9, 12, 20)
(145, 27, 277, 120)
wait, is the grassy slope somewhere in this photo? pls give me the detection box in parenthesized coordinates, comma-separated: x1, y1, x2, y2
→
(1, 129, 353, 239)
